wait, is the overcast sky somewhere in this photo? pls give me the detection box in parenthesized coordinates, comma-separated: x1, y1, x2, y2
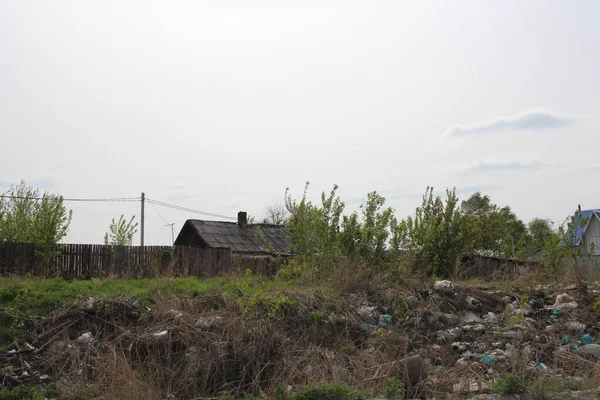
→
(1, 1, 599, 245)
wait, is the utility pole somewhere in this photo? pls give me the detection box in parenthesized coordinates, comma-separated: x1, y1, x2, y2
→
(165, 223, 175, 246)
(141, 192, 145, 247)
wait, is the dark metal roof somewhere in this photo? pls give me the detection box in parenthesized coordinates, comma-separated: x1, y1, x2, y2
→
(184, 220, 290, 254)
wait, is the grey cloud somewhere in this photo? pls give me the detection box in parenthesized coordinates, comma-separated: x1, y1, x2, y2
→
(444, 110, 574, 137)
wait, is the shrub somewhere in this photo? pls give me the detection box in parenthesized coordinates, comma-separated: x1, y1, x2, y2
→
(492, 373, 526, 395)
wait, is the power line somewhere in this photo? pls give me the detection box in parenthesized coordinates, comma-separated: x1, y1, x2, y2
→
(149, 201, 170, 225)
(146, 198, 236, 220)
(0, 195, 140, 202)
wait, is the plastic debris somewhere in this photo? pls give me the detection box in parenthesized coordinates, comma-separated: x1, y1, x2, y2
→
(483, 312, 497, 323)
(356, 305, 378, 325)
(462, 324, 485, 333)
(465, 296, 481, 309)
(167, 309, 183, 318)
(567, 321, 586, 331)
(452, 342, 471, 353)
(554, 293, 575, 306)
(83, 296, 97, 310)
(76, 332, 93, 345)
(480, 355, 495, 365)
(378, 314, 392, 327)
(434, 280, 454, 293)
(460, 311, 482, 324)
(580, 334, 594, 345)
(539, 363, 548, 370)
(529, 298, 545, 309)
(579, 344, 600, 358)
(195, 315, 223, 329)
(153, 330, 168, 338)
(560, 301, 578, 311)
(551, 307, 565, 318)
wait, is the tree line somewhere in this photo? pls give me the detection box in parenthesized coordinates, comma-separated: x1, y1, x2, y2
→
(277, 182, 583, 278)
(0, 181, 138, 263)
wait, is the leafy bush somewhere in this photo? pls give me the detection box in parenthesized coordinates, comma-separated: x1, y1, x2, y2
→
(492, 373, 526, 395)
(293, 383, 365, 400)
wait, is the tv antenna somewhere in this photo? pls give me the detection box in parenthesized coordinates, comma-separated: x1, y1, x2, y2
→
(164, 223, 175, 245)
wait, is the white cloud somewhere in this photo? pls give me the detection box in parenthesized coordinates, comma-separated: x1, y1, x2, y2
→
(444, 110, 575, 137)
(460, 159, 545, 174)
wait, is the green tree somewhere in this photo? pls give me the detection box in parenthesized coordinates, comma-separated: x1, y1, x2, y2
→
(461, 192, 527, 258)
(358, 191, 394, 264)
(0, 180, 72, 262)
(284, 182, 345, 265)
(104, 215, 138, 246)
(397, 187, 464, 278)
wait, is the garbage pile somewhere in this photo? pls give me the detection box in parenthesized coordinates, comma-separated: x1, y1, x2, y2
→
(3, 281, 600, 398)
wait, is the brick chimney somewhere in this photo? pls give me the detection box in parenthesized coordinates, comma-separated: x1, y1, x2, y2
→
(238, 211, 248, 228)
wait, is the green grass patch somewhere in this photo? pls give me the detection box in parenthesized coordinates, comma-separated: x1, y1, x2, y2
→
(0, 277, 228, 316)
(0, 274, 306, 318)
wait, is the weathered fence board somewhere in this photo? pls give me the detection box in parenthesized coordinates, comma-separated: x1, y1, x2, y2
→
(0, 242, 247, 279)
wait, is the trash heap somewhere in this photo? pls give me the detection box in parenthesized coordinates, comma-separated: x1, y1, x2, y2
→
(3, 281, 600, 399)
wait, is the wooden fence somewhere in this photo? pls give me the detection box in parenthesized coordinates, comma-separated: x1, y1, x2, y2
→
(0, 242, 278, 279)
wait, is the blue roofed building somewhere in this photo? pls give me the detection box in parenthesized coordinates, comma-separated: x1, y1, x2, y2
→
(570, 208, 600, 257)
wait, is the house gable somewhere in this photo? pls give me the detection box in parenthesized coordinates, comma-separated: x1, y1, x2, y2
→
(582, 212, 600, 256)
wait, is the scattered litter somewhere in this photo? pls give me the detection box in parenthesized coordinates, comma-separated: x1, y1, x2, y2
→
(480, 355, 495, 365)
(452, 341, 471, 353)
(465, 296, 481, 309)
(153, 330, 168, 338)
(579, 344, 600, 358)
(356, 305, 378, 325)
(83, 296, 97, 310)
(529, 298, 545, 309)
(434, 280, 454, 294)
(554, 293, 575, 306)
(453, 378, 491, 394)
(195, 315, 223, 329)
(167, 309, 183, 318)
(551, 307, 565, 318)
(539, 363, 548, 370)
(378, 314, 392, 327)
(580, 334, 594, 345)
(460, 311, 482, 324)
(567, 321, 586, 331)
(560, 301, 578, 311)
(76, 332, 93, 345)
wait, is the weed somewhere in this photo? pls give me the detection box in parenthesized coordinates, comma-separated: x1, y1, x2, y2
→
(594, 297, 600, 311)
(0, 385, 55, 400)
(492, 373, 526, 395)
(381, 377, 405, 400)
(293, 382, 365, 400)
(559, 379, 583, 391)
(532, 386, 551, 400)
(508, 314, 525, 325)
(309, 311, 325, 323)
